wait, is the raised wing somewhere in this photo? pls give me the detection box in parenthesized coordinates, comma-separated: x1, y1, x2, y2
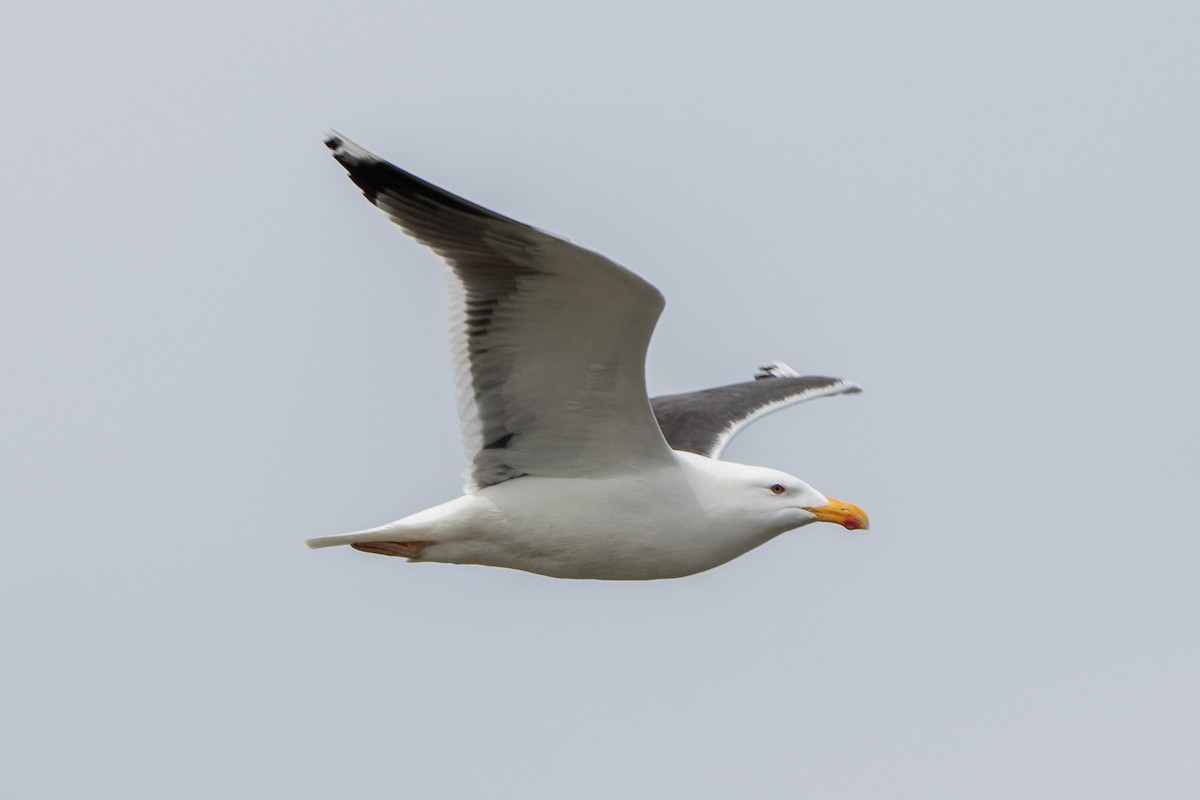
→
(325, 133, 674, 490)
(650, 361, 861, 459)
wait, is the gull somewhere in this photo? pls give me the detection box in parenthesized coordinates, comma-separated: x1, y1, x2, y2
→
(307, 133, 869, 580)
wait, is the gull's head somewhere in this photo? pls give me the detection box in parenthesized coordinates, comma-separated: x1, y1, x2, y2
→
(734, 465, 870, 534)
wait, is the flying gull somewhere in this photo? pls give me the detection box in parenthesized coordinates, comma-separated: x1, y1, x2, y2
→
(307, 133, 869, 580)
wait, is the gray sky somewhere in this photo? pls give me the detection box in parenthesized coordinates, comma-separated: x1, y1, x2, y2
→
(4, 1, 1198, 797)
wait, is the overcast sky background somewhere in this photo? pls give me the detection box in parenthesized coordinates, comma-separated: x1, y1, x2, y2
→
(4, 1, 1198, 797)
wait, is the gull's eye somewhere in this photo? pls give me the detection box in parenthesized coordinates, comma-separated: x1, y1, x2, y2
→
(769, 484, 787, 495)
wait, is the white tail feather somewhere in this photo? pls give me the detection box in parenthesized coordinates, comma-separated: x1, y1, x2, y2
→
(306, 520, 421, 549)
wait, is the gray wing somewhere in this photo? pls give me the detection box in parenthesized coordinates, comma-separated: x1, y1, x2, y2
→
(650, 361, 861, 459)
(326, 133, 675, 490)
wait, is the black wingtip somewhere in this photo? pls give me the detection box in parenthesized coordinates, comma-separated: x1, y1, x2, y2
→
(323, 130, 374, 165)
(322, 131, 391, 203)
(322, 132, 514, 225)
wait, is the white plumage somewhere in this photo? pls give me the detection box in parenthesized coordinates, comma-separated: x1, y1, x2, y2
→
(307, 133, 868, 580)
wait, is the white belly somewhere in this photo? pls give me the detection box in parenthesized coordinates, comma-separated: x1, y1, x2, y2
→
(415, 461, 785, 580)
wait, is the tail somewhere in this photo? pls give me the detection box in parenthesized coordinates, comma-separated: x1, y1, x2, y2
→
(306, 519, 423, 550)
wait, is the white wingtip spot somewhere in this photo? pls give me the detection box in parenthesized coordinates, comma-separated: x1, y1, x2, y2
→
(754, 360, 803, 380)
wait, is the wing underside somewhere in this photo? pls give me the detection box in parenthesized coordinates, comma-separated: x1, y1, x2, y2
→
(326, 133, 674, 489)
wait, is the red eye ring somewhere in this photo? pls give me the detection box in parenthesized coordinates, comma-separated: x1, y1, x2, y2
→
(769, 484, 787, 495)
